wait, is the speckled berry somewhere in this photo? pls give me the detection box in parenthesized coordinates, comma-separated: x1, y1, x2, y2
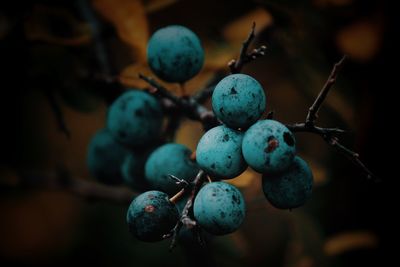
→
(126, 190, 179, 242)
(87, 129, 128, 185)
(147, 25, 204, 83)
(107, 90, 163, 147)
(196, 125, 247, 179)
(145, 143, 199, 195)
(193, 182, 245, 235)
(242, 119, 296, 173)
(262, 156, 313, 209)
(212, 74, 266, 129)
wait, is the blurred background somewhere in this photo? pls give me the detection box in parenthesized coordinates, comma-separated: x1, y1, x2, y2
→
(0, 0, 390, 266)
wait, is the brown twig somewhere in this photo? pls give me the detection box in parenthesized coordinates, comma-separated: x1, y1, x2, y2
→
(166, 170, 207, 250)
(11, 170, 137, 204)
(138, 74, 220, 130)
(228, 22, 267, 74)
(305, 55, 347, 126)
(285, 56, 378, 182)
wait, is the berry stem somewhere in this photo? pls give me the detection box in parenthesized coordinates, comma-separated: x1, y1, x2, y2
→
(169, 188, 186, 204)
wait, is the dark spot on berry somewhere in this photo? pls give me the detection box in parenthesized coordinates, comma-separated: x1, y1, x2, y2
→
(265, 138, 279, 153)
(283, 132, 294, 146)
(223, 134, 230, 142)
(135, 109, 143, 116)
(144, 205, 155, 212)
(230, 87, 237, 94)
(211, 163, 216, 169)
(212, 193, 216, 197)
(219, 107, 224, 114)
(118, 131, 127, 139)
(220, 212, 226, 218)
(228, 155, 231, 159)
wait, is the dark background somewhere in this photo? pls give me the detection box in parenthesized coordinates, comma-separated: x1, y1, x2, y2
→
(0, 0, 390, 266)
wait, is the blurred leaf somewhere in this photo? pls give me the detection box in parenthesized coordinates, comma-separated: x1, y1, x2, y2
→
(175, 120, 203, 151)
(24, 5, 92, 46)
(285, 213, 326, 267)
(143, 0, 179, 13)
(336, 19, 383, 62)
(324, 231, 378, 256)
(92, 0, 149, 62)
(300, 156, 328, 186)
(223, 8, 273, 42)
(228, 168, 258, 188)
(203, 42, 239, 71)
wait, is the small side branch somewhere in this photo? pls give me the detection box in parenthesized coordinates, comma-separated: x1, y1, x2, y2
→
(228, 22, 267, 74)
(166, 170, 207, 250)
(305, 55, 347, 126)
(286, 56, 378, 182)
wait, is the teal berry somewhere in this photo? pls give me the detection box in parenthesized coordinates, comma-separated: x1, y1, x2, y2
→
(145, 143, 199, 195)
(212, 74, 266, 129)
(193, 182, 245, 235)
(147, 25, 204, 83)
(242, 119, 296, 173)
(121, 152, 149, 191)
(262, 156, 313, 209)
(196, 125, 247, 179)
(127, 191, 179, 242)
(87, 129, 128, 185)
(107, 90, 163, 147)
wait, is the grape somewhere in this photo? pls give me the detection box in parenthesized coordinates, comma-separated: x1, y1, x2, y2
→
(121, 152, 149, 191)
(262, 156, 313, 209)
(145, 143, 199, 195)
(147, 25, 204, 83)
(87, 128, 128, 185)
(127, 190, 179, 242)
(107, 90, 163, 147)
(193, 182, 245, 235)
(242, 119, 296, 173)
(196, 125, 247, 179)
(212, 74, 266, 129)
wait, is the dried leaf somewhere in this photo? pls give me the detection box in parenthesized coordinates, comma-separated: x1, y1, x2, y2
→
(24, 6, 92, 46)
(92, 0, 149, 62)
(336, 19, 383, 61)
(324, 231, 378, 256)
(223, 8, 273, 42)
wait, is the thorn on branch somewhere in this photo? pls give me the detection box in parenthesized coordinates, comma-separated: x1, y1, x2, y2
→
(285, 55, 377, 182)
(167, 170, 207, 251)
(305, 55, 348, 126)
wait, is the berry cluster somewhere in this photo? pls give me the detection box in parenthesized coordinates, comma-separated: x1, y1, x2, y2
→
(87, 24, 314, 244)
